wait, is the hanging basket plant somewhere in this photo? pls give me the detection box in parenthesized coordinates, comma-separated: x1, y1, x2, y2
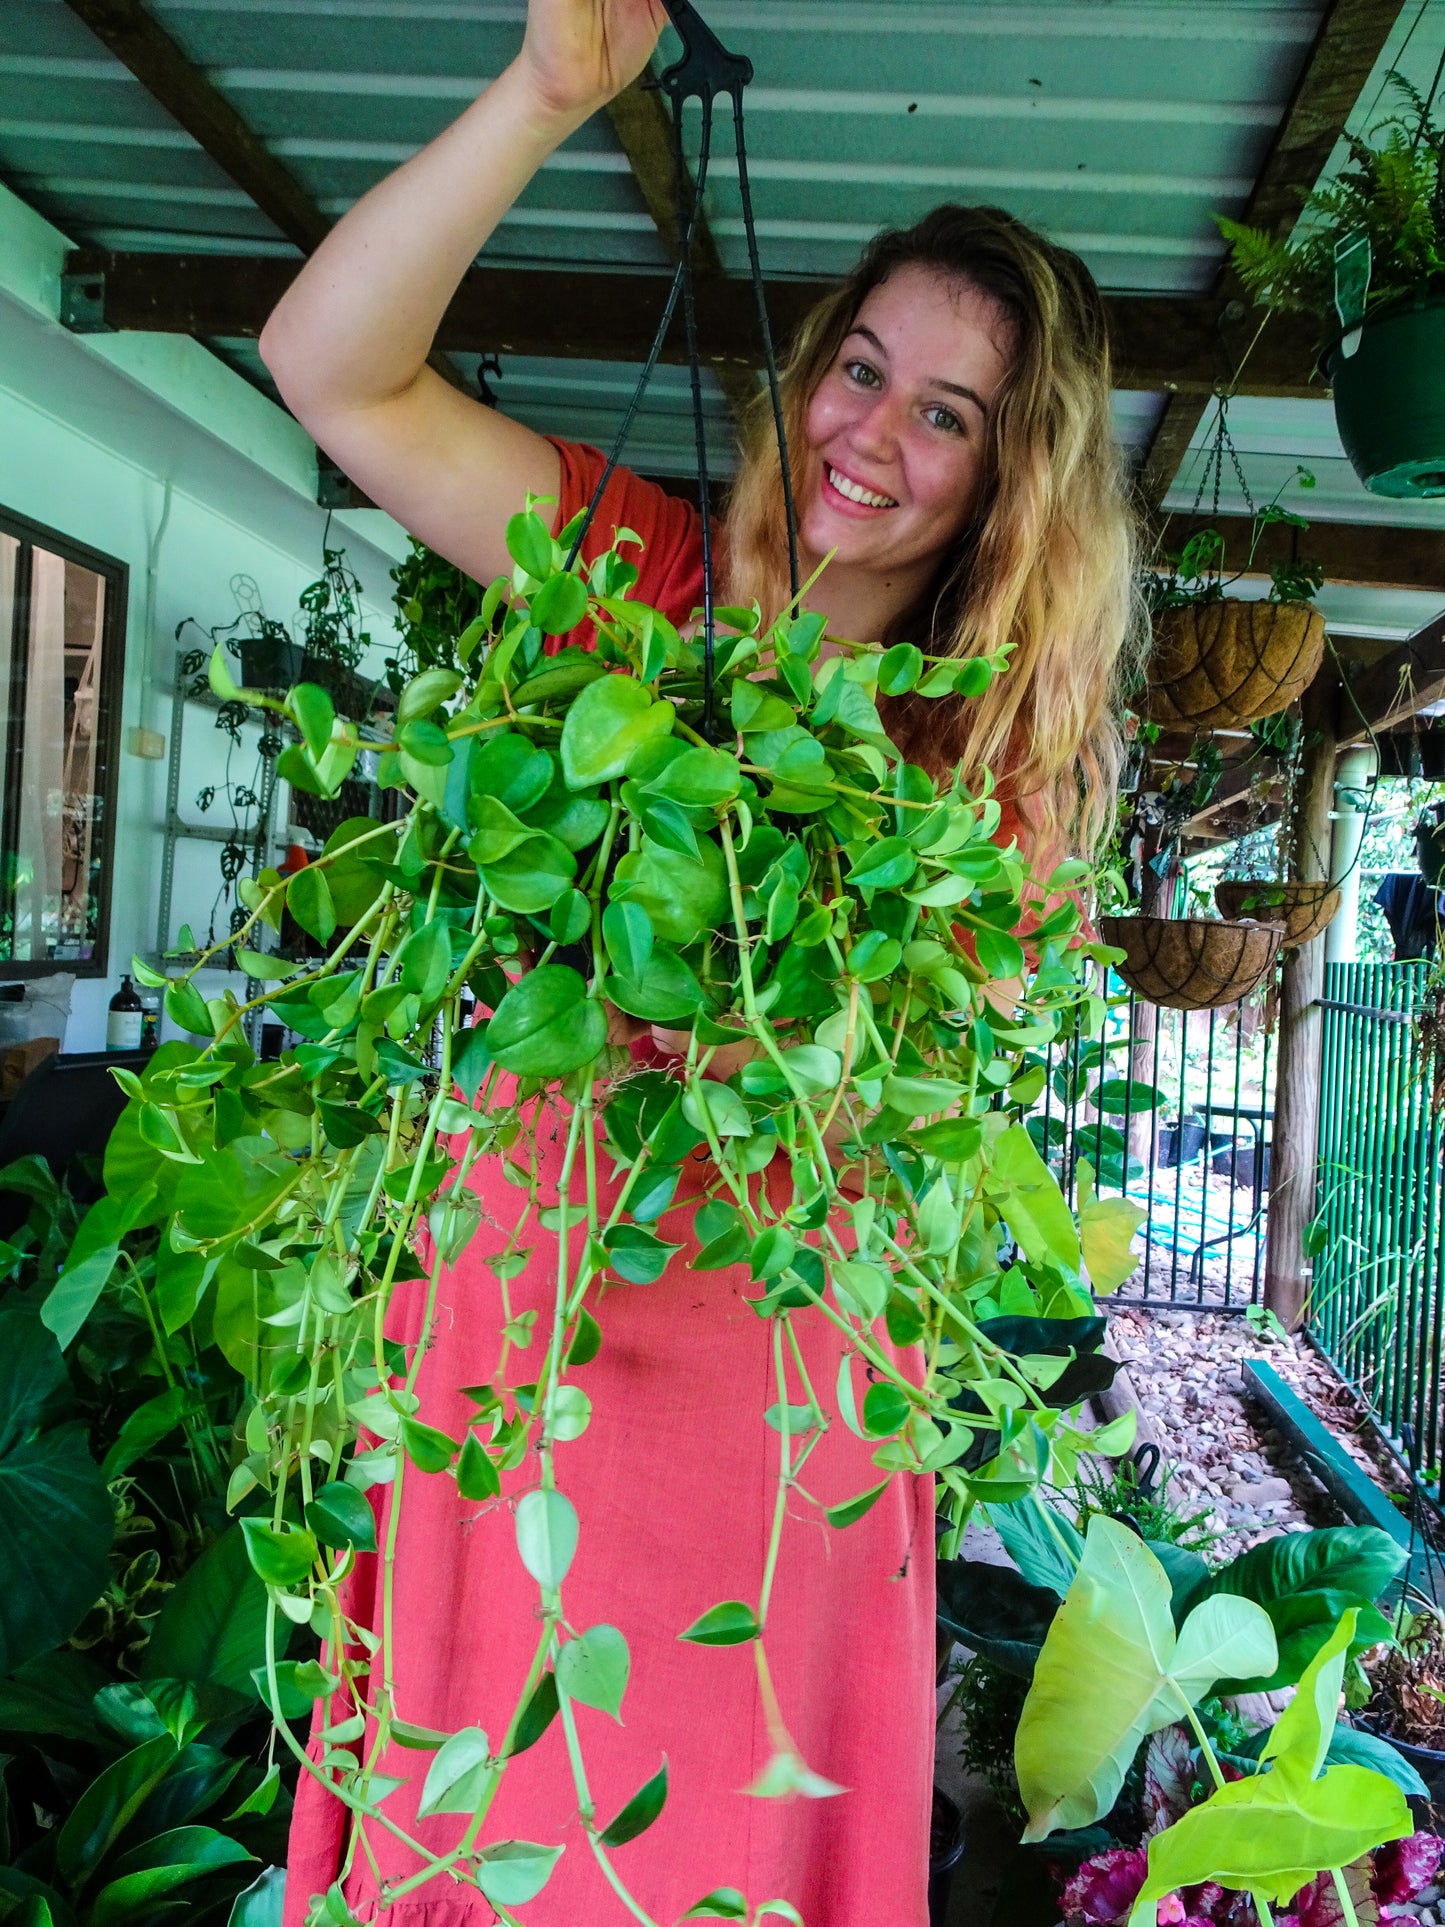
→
(1142, 598, 1325, 731)
(1221, 75, 1445, 500)
(1098, 912, 1283, 1010)
(1214, 877, 1340, 948)
(1139, 433, 1325, 730)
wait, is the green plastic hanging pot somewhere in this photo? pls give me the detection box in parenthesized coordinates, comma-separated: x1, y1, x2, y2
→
(1327, 294, 1445, 498)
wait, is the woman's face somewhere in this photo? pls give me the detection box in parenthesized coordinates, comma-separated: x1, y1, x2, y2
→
(799, 263, 1015, 585)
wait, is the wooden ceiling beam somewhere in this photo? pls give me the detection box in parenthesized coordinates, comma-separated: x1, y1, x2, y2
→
(1336, 611, 1445, 742)
(1136, 0, 1407, 511)
(59, 0, 328, 252)
(60, 250, 1327, 395)
(58, 0, 466, 400)
(1156, 513, 1445, 592)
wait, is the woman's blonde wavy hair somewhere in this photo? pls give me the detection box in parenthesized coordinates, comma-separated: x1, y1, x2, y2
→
(724, 203, 1144, 860)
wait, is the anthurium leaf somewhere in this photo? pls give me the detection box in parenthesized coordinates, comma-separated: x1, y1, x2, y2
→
(514, 1487, 578, 1589)
(560, 673, 673, 788)
(599, 1758, 667, 1846)
(418, 1726, 492, 1818)
(988, 1123, 1080, 1271)
(556, 1624, 629, 1720)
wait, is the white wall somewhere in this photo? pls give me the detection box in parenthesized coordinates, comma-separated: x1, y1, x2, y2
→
(0, 185, 410, 1050)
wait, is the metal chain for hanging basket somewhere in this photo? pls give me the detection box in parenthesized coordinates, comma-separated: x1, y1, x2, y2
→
(565, 0, 799, 740)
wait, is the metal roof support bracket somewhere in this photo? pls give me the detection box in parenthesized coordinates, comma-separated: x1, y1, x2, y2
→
(59, 266, 113, 335)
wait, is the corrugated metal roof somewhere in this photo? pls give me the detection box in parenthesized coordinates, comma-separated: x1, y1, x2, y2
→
(2, 0, 1323, 285)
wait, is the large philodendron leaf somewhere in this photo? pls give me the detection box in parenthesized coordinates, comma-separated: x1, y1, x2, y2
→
(1126, 1614, 1412, 1925)
(0, 1308, 114, 1676)
(1015, 1517, 1277, 1841)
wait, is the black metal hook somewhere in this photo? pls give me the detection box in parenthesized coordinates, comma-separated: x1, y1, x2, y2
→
(657, 0, 753, 110)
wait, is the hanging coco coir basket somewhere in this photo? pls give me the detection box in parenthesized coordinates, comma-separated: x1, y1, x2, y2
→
(1214, 879, 1340, 949)
(1099, 914, 1283, 1011)
(1141, 600, 1325, 730)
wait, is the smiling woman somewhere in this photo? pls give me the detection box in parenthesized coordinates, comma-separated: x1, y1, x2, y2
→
(254, 2, 1140, 1921)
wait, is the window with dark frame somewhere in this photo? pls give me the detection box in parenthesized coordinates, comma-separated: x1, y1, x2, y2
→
(0, 507, 127, 977)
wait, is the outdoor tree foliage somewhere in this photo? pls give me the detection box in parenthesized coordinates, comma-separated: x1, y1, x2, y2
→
(27, 498, 1405, 1925)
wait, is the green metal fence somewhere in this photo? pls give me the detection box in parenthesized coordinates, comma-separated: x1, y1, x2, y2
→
(1314, 960, 1445, 1499)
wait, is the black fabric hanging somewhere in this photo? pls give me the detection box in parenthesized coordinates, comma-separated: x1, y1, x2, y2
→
(564, 0, 799, 738)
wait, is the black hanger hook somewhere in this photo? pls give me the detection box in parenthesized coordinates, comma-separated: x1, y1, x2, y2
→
(658, 0, 753, 109)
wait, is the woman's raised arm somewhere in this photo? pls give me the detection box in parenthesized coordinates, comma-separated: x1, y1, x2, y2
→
(258, 0, 667, 582)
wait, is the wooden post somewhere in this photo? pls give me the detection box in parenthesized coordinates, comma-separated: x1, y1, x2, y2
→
(1263, 671, 1339, 1328)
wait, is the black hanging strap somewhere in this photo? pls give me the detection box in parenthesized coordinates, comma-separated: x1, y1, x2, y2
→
(562, 0, 799, 737)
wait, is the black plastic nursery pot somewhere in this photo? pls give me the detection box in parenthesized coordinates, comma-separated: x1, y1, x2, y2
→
(237, 636, 304, 690)
(1328, 297, 1445, 499)
(929, 1789, 966, 1927)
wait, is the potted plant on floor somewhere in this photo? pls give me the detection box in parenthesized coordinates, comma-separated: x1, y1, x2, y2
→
(1220, 74, 1445, 499)
(1361, 1599, 1445, 1808)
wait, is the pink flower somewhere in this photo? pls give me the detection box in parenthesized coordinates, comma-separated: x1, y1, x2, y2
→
(1061, 1849, 1149, 1924)
(1157, 1897, 1186, 1925)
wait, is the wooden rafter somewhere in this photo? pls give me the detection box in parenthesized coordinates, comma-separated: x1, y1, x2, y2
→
(1157, 513, 1445, 593)
(58, 0, 465, 399)
(60, 0, 328, 252)
(61, 251, 1327, 396)
(1137, 0, 1407, 512)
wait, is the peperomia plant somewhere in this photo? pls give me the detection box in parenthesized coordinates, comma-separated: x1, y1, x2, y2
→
(99, 498, 1145, 1924)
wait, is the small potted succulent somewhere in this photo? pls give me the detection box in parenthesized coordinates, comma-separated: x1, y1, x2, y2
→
(1220, 74, 1445, 499)
(1139, 482, 1327, 733)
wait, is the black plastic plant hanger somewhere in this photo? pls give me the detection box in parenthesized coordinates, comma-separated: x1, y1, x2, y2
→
(565, 0, 800, 739)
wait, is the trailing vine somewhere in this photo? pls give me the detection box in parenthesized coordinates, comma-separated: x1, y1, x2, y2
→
(108, 500, 1147, 1925)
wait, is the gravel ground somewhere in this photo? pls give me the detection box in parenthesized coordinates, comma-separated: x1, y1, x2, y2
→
(1108, 1305, 1413, 1561)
